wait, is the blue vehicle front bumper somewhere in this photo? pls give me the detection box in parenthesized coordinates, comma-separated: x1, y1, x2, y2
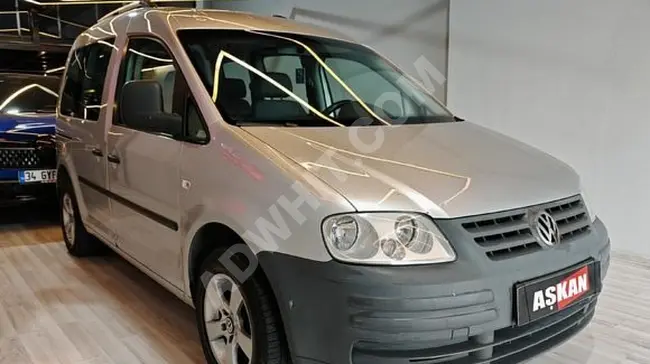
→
(0, 148, 57, 204)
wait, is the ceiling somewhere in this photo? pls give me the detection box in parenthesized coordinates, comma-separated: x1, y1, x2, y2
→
(0, 0, 196, 74)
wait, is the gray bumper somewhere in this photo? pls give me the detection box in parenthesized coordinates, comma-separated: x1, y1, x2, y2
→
(257, 218, 610, 364)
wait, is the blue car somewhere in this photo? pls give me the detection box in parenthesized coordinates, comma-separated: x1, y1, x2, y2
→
(0, 73, 59, 205)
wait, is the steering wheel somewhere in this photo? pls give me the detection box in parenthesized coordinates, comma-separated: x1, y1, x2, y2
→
(321, 99, 355, 116)
(321, 100, 399, 123)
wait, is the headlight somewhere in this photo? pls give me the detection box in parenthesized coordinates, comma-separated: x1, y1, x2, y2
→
(322, 213, 456, 265)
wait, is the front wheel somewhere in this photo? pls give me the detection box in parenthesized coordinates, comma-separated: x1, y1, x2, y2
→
(195, 249, 290, 364)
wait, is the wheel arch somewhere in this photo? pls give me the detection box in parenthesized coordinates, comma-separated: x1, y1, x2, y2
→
(186, 221, 278, 305)
(56, 158, 88, 218)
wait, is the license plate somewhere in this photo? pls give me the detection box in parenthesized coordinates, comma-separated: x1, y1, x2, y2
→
(19, 169, 57, 184)
(515, 262, 597, 326)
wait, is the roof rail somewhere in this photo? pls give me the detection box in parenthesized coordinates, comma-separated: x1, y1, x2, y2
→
(97, 0, 156, 23)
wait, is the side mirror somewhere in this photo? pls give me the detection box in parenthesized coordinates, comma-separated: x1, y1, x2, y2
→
(120, 80, 182, 138)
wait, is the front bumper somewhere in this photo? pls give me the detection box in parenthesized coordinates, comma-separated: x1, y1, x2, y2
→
(0, 143, 57, 204)
(0, 177, 56, 205)
(257, 218, 610, 364)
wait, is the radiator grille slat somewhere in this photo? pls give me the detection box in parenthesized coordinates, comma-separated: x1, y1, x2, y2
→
(462, 214, 529, 237)
(0, 148, 41, 169)
(459, 196, 591, 260)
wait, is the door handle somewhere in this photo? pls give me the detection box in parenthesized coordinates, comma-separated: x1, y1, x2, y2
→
(107, 154, 121, 164)
(91, 148, 103, 157)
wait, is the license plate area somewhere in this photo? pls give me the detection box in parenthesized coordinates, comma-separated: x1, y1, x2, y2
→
(19, 169, 57, 184)
(515, 261, 598, 326)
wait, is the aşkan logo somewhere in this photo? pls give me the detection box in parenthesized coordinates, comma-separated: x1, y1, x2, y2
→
(532, 266, 590, 312)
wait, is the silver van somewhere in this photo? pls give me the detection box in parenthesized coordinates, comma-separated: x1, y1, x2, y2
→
(56, 3, 610, 364)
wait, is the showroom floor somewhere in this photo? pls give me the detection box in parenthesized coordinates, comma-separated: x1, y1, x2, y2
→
(0, 208, 647, 364)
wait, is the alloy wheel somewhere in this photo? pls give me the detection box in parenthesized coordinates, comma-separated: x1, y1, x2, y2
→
(204, 273, 254, 364)
(62, 193, 75, 245)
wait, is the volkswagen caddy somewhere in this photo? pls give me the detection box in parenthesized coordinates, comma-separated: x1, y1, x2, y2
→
(56, 3, 610, 364)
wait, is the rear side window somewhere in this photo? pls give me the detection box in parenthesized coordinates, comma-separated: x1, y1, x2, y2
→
(60, 39, 114, 120)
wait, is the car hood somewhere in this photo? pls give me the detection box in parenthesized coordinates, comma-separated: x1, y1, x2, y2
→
(243, 122, 581, 218)
(0, 113, 56, 143)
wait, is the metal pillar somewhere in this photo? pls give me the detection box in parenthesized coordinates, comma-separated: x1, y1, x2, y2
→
(14, 0, 21, 37)
(28, 8, 40, 44)
(57, 6, 62, 38)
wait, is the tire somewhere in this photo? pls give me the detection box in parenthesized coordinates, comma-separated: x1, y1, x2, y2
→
(58, 177, 104, 257)
(195, 248, 291, 364)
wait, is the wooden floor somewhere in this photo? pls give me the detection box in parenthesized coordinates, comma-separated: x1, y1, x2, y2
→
(0, 206, 648, 364)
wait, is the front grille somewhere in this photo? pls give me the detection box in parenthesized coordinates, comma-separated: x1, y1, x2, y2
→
(352, 296, 597, 364)
(0, 148, 41, 168)
(460, 196, 591, 261)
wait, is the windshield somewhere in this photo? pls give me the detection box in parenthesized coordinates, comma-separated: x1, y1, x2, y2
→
(0, 74, 59, 115)
(178, 30, 454, 127)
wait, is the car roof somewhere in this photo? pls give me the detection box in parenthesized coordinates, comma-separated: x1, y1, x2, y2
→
(78, 7, 352, 47)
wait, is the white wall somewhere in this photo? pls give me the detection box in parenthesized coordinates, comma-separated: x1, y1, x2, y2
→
(203, 0, 450, 102)
(448, 0, 650, 257)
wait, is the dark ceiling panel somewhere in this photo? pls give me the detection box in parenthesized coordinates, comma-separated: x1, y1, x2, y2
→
(1, 1, 196, 43)
(0, 0, 196, 73)
(0, 48, 68, 74)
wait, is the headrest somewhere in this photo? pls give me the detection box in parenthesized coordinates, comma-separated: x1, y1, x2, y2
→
(220, 78, 247, 99)
(252, 72, 293, 98)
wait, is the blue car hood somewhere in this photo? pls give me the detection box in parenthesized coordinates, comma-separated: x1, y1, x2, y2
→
(0, 113, 56, 143)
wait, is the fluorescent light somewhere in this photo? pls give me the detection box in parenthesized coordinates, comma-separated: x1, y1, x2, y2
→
(45, 66, 65, 74)
(129, 49, 172, 63)
(0, 84, 58, 112)
(141, 65, 175, 72)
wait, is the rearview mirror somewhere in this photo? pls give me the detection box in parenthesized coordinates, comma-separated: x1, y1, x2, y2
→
(120, 80, 182, 138)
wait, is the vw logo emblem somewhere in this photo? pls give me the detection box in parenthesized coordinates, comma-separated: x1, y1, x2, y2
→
(532, 211, 560, 247)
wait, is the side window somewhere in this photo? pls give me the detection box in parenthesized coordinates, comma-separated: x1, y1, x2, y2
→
(115, 38, 208, 142)
(114, 38, 176, 127)
(60, 40, 114, 120)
